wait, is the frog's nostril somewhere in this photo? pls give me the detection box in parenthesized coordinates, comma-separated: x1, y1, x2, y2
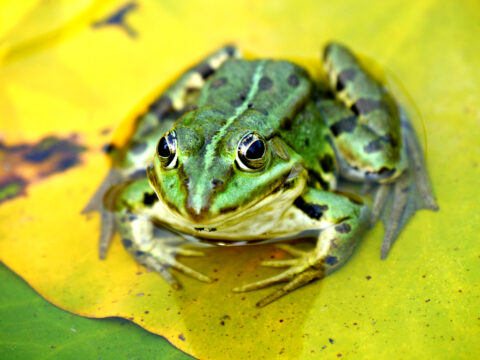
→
(182, 178, 190, 187)
(212, 179, 223, 189)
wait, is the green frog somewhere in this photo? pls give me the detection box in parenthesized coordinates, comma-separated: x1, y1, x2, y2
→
(84, 43, 437, 307)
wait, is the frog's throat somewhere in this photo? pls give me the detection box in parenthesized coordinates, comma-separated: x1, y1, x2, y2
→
(146, 166, 307, 239)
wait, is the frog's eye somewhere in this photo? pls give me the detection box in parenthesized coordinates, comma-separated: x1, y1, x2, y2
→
(156, 130, 178, 170)
(236, 133, 268, 172)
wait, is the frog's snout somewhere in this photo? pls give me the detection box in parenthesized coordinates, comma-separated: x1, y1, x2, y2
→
(184, 177, 225, 223)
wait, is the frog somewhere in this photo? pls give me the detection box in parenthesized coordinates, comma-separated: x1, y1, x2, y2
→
(83, 43, 438, 307)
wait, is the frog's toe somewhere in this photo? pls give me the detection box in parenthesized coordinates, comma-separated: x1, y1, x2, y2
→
(232, 264, 323, 307)
(261, 258, 299, 267)
(140, 244, 213, 286)
(255, 268, 324, 307)
(233, 250, 324, 306)
(171, 259, 213, 283)
(260, 244, 307, 267)
(176, 247, 205, 257)
(143, 257, 181, 289)
(381, 173, 409, 259)
(98, 209, 116, 259)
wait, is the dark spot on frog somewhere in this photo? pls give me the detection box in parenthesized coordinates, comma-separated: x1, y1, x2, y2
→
(377, 167, 395, 178)
(366, 275, 372, 280)
(259, 76, 273, 91)
(335, 223, 351, 233)
(122, 238, 133, 248)
(195, 227, 205, 231)
(287, 74, 300, 87)
(230, 98, 244, 107)
(336, 69, 357, 92)
(320, 155, 334, 173)
(364, 167, 395, 180)
(257, 108, 269, 116)
(294, 197, 328, 220)
(92, 1, 138, 38)
(135, 250, 145, 257)
(329, 115, 357, 136)
(212, 179, 223, 189)
(225, 45, 236, 56)
(379, 133, 398, 147)
(363, 139, 384, 153)
(329, 338, 335, 344)
(149, 96, 173, 116)
(128, 214, 138, 221)
(130, 141, 147, 154)
(325, 256, 338, 266)
(210, 77, 227, 89)
(178, 334, 185, 341)
(247, 102, 253, 109)
(310, 171, 330, 190)
(304, 138, 310, 146)
(142, 192, 158, 205)
(100, 127, 112, 135)
(196, 63, 215, 79)
(220, 205, 238, 214)
(351, 98, 382, 116)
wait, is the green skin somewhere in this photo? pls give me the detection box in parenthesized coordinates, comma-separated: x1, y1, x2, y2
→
(86, 44, 436, 307)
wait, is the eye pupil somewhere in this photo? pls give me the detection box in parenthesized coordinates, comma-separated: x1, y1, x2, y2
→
(157, 137, 171, 158)
(236, 133, 268, 172)
(246, 140, 264, 159)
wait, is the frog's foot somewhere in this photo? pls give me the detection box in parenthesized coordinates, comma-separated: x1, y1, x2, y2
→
(134, 239, 213, 289)
(233, 244, 325, 307)
(371, 108, 439, 259)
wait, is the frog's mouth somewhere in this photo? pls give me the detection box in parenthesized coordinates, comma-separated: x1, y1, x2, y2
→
(152, 164, 307, 240)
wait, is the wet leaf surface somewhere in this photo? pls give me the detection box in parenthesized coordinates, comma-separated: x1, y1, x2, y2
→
(1, 0, 479, 359)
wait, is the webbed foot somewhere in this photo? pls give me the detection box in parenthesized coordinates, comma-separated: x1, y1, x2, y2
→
(135, 238, 213, 288)
(233, 244, 325, 307)
(370, 107, 439, 259)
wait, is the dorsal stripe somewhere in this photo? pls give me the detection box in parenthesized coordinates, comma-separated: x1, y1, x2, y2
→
(191, 61, 266, 209)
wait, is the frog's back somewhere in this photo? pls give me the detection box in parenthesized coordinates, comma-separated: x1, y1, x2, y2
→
(193, 58, 313, 137)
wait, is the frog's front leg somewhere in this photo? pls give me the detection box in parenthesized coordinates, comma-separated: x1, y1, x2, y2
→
(114, 179, 212, 287)
(234, 188, 370, 307)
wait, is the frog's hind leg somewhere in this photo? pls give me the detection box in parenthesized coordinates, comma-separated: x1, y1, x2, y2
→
(377, 108, 439, 258)
(234, 189, 370, 307)
(320, 42, 438, 259)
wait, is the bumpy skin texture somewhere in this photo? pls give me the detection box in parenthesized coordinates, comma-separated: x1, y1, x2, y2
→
(85, 44, 437, 306)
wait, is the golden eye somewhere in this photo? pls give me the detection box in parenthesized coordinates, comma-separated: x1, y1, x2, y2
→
(236, 133, 268, 172)
(156, 130, 178, 169)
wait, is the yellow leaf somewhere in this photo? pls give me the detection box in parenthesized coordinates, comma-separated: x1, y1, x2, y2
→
(1, 0, 479, 359)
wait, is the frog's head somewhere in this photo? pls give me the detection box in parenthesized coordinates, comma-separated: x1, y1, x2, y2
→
(147, 108, 307, 226)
